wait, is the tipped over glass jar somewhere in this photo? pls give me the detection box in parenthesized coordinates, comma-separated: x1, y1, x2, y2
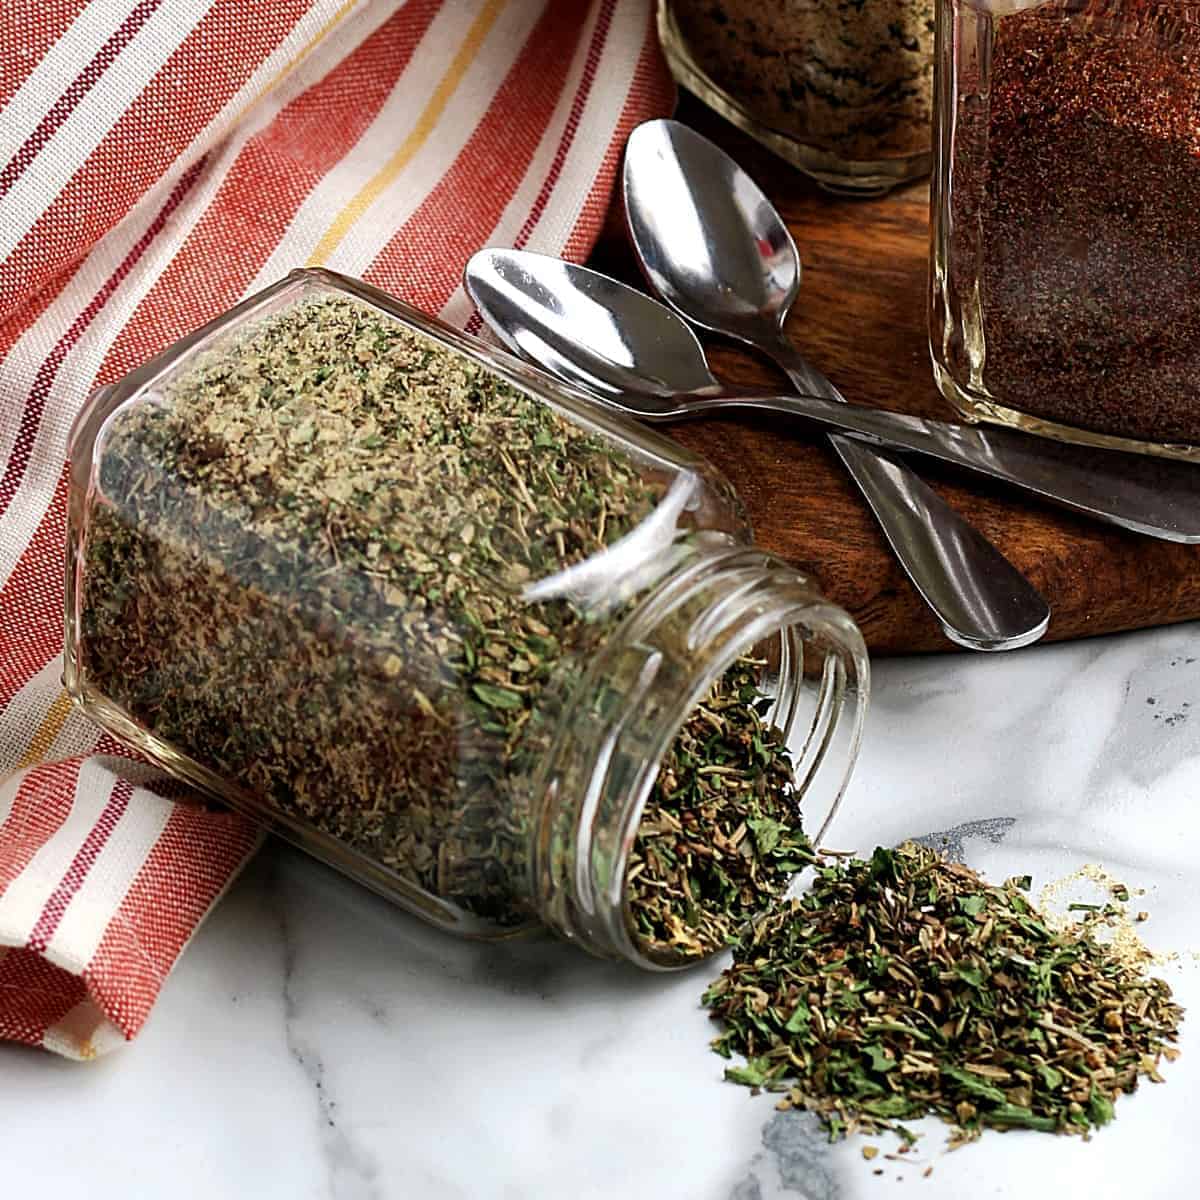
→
(931, 0, 1200, 460)
(657, 0, 936, 195)
(64, 270, 868, 970)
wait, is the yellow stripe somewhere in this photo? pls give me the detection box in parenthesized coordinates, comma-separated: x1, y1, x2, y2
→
(307, 0, 507, 267)
(261, 0, 362, 100)
(17, 691, 74, 770)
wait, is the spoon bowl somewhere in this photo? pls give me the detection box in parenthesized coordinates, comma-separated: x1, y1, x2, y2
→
(624, 120, 799, 345)
(465, 248, 719, 405)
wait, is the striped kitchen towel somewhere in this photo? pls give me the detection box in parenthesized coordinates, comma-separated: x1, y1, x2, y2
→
(0, 0, 673, 1059)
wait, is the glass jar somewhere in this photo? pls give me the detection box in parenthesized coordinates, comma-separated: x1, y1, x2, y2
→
(64, 269, 868, 970)
(657, 0, 936, 196)
(931, 0, 1200, 460)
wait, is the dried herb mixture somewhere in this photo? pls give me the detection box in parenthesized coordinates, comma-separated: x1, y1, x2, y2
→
(81, 292, 808, 949)
(705, 841, 1182, 1142)
(627, 658, 813, 959)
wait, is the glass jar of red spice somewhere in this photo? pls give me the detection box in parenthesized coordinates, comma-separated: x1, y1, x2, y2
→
(930, 0, 1200, 460)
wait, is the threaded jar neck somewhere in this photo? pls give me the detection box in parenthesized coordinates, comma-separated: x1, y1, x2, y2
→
(531, 542, 868, 970)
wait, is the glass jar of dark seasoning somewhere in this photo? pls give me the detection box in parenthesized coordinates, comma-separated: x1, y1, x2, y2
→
(658, 0, 936, 195)
(931, 0, 1200, 459)
(64, 270, 869, 969)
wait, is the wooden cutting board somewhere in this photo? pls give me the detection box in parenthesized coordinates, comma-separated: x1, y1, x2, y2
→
(590, 98, 1200, 655)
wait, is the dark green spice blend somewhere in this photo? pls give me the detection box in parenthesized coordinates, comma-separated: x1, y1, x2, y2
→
(627, 657, 814, 960)
(705, 841, 1182, 1143)
(81, 294, 807, 948)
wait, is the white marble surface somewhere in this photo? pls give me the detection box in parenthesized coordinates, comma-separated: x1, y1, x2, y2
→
(3, 624, 1197, 1199)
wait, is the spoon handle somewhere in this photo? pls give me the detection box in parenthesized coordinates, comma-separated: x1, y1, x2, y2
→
(750, 339, 1049, 651)
(828, 437, 1049, 650)
(695, 388, 1200, 544)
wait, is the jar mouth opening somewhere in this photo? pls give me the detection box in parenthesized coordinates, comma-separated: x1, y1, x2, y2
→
(615, 607, 858, 972)
(533, 546, 868, 973)
(617, 620, 803, 971)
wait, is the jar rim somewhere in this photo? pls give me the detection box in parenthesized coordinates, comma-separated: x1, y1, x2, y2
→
(532, 544, 869, 971)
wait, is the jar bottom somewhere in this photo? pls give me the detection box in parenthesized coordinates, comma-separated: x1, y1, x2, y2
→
(657, 3, 931, 198)
(932, 361, 1200, 464)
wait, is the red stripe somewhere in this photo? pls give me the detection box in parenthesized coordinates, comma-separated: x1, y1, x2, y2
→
(512, 0, 614, 251)
(463, 0, 615, 336)
(86, 800, 260, 1038)
(0, 254, 74, 358)
(95, 732, 135, 759)
(25, 777, 133, 954)
(0, 155, 207, 523)
(0, 0, 166, 199)
(0, 950, 87, 1048)
(365, 1, 582, 312)
(561, 5, 675, 264)
(0, 465, 69, 710)
(0, 759, 83, 894)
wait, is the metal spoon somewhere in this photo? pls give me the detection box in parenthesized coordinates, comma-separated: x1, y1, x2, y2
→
(465, 248, 1200, 540)
(466, 249, 1048, 651)
(620, 119, 1051, 652)
(463, 253, 1200, 544)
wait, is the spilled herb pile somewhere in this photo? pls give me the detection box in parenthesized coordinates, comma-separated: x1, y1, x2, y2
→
(626, 658, 813, 960)
(704, 842, 1182, 1142)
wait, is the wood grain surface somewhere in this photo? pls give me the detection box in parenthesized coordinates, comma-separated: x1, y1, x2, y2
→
(590, 97, 1200, 655)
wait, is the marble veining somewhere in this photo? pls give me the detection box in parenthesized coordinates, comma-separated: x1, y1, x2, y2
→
(276, 879, 384, 1200)
(913, 815, 1017, 861)
(2, 624, 1196, 1198)
(732, 1111, 840, 1200)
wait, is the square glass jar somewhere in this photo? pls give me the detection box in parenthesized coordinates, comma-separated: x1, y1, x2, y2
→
(931, 0, 1200, 460)
(64, 270, 869, 968)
